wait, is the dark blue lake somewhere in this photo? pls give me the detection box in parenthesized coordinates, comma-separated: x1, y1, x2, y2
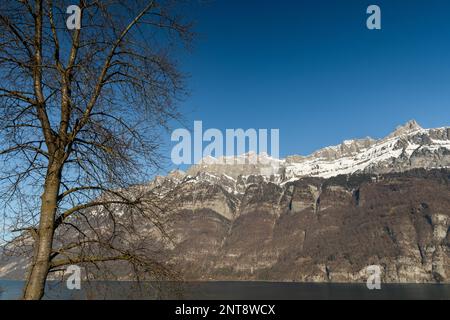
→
(0, 280, 449, 300)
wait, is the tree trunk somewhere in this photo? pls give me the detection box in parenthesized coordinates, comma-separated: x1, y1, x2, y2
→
(23, 162, 62, 300)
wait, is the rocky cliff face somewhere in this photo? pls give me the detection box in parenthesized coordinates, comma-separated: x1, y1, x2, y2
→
(156, 169, 450, 283)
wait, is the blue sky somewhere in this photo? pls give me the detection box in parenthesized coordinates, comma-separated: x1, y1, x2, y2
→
(169, 0, 450, 161)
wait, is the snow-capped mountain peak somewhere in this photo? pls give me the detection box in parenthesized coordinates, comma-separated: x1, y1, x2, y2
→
(161, 121, 450, 189)
(388, 119, 423, 138)
(284, 120, 449, 179)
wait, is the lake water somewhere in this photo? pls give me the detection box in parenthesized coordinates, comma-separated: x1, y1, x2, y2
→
(0, 280, 449, 300)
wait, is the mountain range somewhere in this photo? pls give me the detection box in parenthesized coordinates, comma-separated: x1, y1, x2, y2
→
(186, 120, 450, 181)
(1, 120, 449, 283)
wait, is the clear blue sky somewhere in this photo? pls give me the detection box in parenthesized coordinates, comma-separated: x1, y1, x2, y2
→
(171, 0, 450, 160)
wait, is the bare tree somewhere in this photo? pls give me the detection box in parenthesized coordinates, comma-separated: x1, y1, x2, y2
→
(0, 0, 193, 300)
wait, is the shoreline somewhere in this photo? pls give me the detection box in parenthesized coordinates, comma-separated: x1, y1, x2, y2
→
(1, 279, 449, 285)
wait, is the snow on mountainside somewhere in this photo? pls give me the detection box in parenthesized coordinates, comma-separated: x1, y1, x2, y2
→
(180, 120, 450, 183)
(284, 120, 450, 179)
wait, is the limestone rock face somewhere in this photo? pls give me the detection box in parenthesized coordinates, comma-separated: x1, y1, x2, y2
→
(156, 169, 450, 284)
